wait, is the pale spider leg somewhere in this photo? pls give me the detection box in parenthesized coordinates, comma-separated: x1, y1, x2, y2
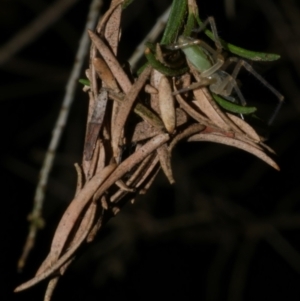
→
(172, 77, 214, 95)
(224, 57, 284, 124)
(195, 41, 224, 78)
(209, 71, 247, 121)
(193, 16, 223, 52)
(210, 70, 247, 106)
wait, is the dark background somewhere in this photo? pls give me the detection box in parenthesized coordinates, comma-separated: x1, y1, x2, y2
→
(1, 0, 300, 300)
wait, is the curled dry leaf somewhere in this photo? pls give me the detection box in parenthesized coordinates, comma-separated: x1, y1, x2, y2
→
(191, 84, 229, 129)
(157, 143, 175, 184)
(87, 203, 105, 244)
(15, 202, 97, 292)
(175, 92, 208, 124)
(150, 68, 163, 114)
(88, 30, 132, 93)
(84, 139, 102, 181)
(131, 120, 162, 142)
(103, 88, 165, 130)
(189, 64, 244, 134)
(44, 277, 60, 301)
(145, 84, 158, 94)
(169, 123, 206, 152)
(188, 132, 279, 170)
(84, 89, 108, 160)
(138, 161, 161, 194)
(226, 113, 261, 142)
(103, 0, 123, 54)
(93, 133, 170, 201)
(131, 108, 187, 143)
(110, 153, 157, 203)
(134, 155, 160, 191)
(158, 75, 176, 133)
(74, 163, 83, 196)
(92, 57, 119, 91)
(97, 0, 124, 37)
(34, 164, 117, 277)
(111, 64, 152, 159)
(115, 179, 135, 192)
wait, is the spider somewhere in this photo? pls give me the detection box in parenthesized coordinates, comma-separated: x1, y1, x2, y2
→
(166, 17, 284, 125)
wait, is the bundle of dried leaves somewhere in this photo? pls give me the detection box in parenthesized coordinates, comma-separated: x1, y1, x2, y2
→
(15, 0, 279, 300)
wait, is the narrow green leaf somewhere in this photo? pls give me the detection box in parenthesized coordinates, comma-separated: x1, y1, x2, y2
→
(183, 12, 197, 38)
(161, 0, 187, 45)
(195, 16, 280, 61)
(212, 94, 257, 114)
(79, 79, 90, 86)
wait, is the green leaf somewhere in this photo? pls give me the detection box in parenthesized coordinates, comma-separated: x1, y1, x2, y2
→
(161, 0, 187, 45)
(212, 94, 257, 114)
(79, 79, 90, 86)
(195, 16, 280, 61)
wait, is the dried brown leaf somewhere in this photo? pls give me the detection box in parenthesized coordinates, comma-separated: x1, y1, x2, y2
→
(131, 121, 161, 142)
(145, 84, 158, 94)
(115, 179, 135, 192)
(175, 92, 208, 124)
(135, 154, 160, 190)
(88, 30, 132, 93)
(158, 75, 176, 133)
(189, 64, 244, 134)
(157, 144, 175, 184)
(87, 203, 105, 242)
(96, 0, 123, 36)
(150, 69, 163, 114)
(226, 113, 261, 142)
(111, 64, 152, 159)
(74, 163, 83, 196)
(104, 0, 122, 54)
(138, 162, 161, 194)
(92, 57, 119, 91)
(84, 90, 108, 160)
(15, 202, 97, 292)
(192, 87, 230, 129)
(169, 123, 206, 151)
(34, 164, 117, 276)
(110, 153, 156, 203)
(83, 139, 102, 181)
(188, 133, 279, 170)
(93, 133, 170, 201)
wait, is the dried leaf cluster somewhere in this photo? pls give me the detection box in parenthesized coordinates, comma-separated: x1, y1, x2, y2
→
(15, 1, 279, 300)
